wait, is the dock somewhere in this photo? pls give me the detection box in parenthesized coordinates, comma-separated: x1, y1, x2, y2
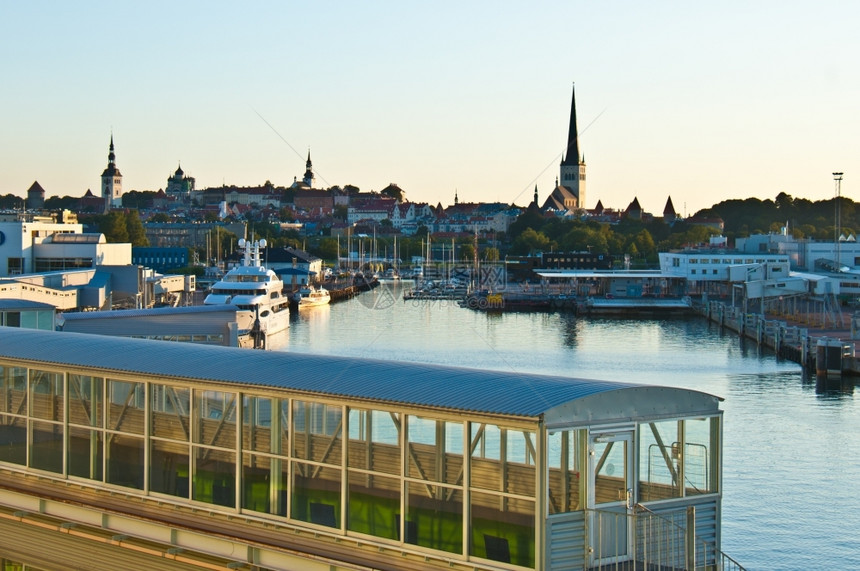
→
(701, 300, 860, 377)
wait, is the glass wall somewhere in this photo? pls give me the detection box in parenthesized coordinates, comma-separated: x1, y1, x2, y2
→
(106, 379, 145, 489)
(638, 417, 720, 502)
(547, 428, 586, 513)
(150, 384, 190, 498)
(470, 423, 536, 567)
(0, 365, 27, 466)
(192, 389, 237, 507)
(291, 400, 342, 528)
(68, 374, 103, 480)
(347, 408, 401, 540)
(404, 415, 464, 555)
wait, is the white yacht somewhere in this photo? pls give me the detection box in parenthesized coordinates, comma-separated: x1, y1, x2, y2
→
(204, 239, 290, 341)
(296, 285, 331, 308)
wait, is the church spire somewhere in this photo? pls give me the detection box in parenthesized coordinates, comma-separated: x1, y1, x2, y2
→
(101, 133, 123, 211)
(558, 83, 586, 210)
(108, 134, 116, 167)
(303, 149, 315, 187)
(561, 83, 580, 166)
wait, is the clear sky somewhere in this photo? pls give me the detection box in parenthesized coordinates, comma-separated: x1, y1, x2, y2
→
(2, 1, 858, 216)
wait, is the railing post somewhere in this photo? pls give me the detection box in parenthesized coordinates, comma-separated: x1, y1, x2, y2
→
(685, 505, 696, 570)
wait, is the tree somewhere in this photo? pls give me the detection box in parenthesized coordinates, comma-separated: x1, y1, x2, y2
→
(459, 244, 475, 262)
(381, 184, 405, 202)
(633, 229, 657, 262)
(483, 247, 500, 262)
(314, 238, 340, 261)
(510, 228, 553, 255)
(100, 211, 129, 243)
(125, 211, 149, 246)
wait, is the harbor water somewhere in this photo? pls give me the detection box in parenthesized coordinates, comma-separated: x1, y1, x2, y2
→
(282, 282, 860, 571)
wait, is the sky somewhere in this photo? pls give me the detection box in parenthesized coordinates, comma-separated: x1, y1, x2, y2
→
(2, 1, 859, 216)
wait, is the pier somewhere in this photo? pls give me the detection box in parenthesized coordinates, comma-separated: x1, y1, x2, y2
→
(700, 300, 860, 377)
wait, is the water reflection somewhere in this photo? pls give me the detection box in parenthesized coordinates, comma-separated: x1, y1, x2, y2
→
(283, 289, 860, 569)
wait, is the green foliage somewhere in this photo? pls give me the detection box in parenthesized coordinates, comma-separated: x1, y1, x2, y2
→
(121, 190, 157, 209)
(381, 185, 405, 201)
(125, 211, 149, 246)
(99, 211, 129, 243)
(459, 244, 475, 262)
(0, 194, 25, 209)
(510, 228, 554, 255)
(44, 195, 80, 210)
(312, 237, 340, 261)
(707, 193, 860, 239)
(483, 247, 500, 262)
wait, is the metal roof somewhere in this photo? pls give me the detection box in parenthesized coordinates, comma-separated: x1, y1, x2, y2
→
(0, 299, 55, 310)
(0, 327, 721, 422)
(60, 305, 237, 321)
(536, 270, 668, 279)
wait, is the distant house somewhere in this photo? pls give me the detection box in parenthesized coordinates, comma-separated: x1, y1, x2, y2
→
(293, 189, 333, 212)
(265, 246, 323, 287)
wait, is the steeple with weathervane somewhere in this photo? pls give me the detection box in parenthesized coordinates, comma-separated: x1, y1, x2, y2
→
(101, 134, 123, 211)
(559, 84, 586, 209)
(302, 150, 315, 187)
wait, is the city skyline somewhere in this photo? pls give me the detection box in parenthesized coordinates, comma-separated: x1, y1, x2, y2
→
(2, 2, 858, 216)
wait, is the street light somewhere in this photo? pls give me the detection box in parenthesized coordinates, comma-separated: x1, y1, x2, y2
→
(834, 172, 844, 270)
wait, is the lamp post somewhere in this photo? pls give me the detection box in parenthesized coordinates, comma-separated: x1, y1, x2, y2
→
(834, 172, 844, 270)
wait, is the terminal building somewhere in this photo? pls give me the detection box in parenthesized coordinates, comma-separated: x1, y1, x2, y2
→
(0, 328, 733, 570)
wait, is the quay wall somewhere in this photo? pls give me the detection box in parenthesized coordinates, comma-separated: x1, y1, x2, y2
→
(700, 300, 860, 377)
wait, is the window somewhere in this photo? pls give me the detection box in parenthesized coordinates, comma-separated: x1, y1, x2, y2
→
(639, 417, 719, 503)
(7, 258, 23, 275)
(547, 429, 585, 513)
(404, 415, 464, 554)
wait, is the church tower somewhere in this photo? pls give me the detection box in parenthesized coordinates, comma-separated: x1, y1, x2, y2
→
(101, 135, 123, 211)
(302, 150, 315, 187)
(559, 84, 586, 210)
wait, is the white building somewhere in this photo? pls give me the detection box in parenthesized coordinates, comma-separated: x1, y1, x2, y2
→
(0, 214, 83, 276)
(659, 248, 791, 283)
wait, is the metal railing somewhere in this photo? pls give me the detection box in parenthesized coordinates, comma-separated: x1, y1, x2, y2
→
(585, 506, 746, 571)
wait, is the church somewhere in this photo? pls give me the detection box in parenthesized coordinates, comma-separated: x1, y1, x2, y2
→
(541, 85, 586, 214)
(101, 135, 122, 211)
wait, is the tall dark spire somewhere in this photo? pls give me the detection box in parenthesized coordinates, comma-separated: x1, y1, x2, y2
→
(561, 84, 580, 166)
(303, 149, 314, 187)
(101, 134, 121, 177)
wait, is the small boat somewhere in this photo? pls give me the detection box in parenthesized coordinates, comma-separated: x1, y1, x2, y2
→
(203, 238, 290, 343)
(296, 286, 331, 307)
(379, 268, 400, 282)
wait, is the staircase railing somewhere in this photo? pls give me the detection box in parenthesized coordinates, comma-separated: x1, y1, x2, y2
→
(584, 505, 746, 571)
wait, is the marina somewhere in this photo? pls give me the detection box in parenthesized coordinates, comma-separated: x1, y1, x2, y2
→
(283, 282, 860, 570)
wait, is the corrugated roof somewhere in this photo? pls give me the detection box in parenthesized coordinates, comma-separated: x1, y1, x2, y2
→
(60, 305, 237, 321)
(0, 299, 55, 310)
(0, 327, 648, 419)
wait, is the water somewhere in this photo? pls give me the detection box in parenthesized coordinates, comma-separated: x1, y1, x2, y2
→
(283, 282, 860, 570)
